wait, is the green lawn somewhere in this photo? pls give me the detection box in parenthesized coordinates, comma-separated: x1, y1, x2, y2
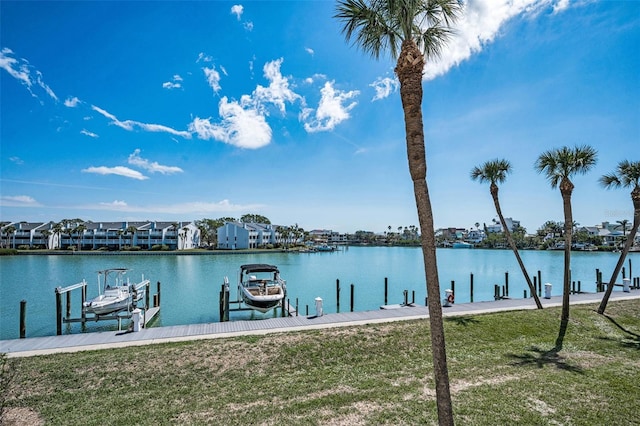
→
(2, 300, 639, 425)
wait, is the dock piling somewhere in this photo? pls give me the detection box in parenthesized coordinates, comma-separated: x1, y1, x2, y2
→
(384, 277, 388, 305)
(470, 273, 474, 303)
(350, 284, 355, 312)
(20, 300, 26, 339)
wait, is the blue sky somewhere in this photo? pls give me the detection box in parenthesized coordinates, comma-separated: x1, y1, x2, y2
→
(1, 0, 638, 234)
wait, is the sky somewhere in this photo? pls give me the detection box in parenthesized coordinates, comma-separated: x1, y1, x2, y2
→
(1, 0, 638, 234)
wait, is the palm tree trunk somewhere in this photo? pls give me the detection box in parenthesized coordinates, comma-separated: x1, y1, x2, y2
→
(396, 39, 453, 425)
(597, 187, 640, 314)
(556, 178, 574, 349)
(491, 184, 543, 309)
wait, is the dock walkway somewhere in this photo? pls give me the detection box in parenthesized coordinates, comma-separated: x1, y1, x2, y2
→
(2, 290, 638, 357)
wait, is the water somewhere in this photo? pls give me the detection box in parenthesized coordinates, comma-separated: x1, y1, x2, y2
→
(1, 247, 636, 340)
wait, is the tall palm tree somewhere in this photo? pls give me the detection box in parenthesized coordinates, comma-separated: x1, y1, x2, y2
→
(4, 225, 16, 249)
(535, 145, 597, 349)
(471, 159, 543, 309)
(335, 1, 461, 423)
(597, 160, 640, 314)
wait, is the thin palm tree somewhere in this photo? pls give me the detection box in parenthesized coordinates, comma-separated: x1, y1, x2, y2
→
(471, 159, 543, 309)
(535, 145, 597, 349)
(597, 160, 640, 314)
(335, 1, 461, 423)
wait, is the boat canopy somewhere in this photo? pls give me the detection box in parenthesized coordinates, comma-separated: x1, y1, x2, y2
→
(240, 264, 279, 274)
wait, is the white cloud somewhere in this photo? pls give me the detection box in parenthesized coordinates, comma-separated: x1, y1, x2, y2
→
(87, 199, 262, 215)
(203, 66, 221, 94)
(197, 52, 213, 63)
(80, 129, 99, 138)
(0, 48, 31, 87)
(0, 195, 40, 206)
(82, 166, 149, 180)
(128, 149, 183, 175)
(163, 74, 183, 89)
(99, 200, 129, 208)
(302, 81, 359, 133)
(64, 96, 81, 107)
(254, 58, 301, 114)
(370, 76, 399, 101)
(553, 0, 571, 14)
(231, 4, 243, 20)
(91, 105, 192, 138)
(305, 47, 315, 56)
(244, 22, 254, 31)
(0, 48, 57, 102)
(189, 96, 272, 149)
(9, 156, 24, 165)
(424, 0, 576, 80)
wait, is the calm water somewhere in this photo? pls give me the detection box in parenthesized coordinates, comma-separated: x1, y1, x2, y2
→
(1, 247, 637, 340)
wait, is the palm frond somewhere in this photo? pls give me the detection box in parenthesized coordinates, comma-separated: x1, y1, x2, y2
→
(535, 145, 597, 189)
(334, 0, 461, 60)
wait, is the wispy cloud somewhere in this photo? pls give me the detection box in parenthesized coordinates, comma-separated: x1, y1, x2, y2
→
(64, 96, 81, 107)
(189, 98, 272, 149)
(301, 81, 359, 133)
(85, 198, 262, 215)
(197, 52, 213, 63)
(162, 74, 183, 90)
(128, 149, 183, 175)
(9, 156, 24, 165)
(230, 4, 243, 20)
(254, 58, 301, 114)
(189, 58, 305, 148)
(91, 105, 192, 139)
(370, 76, 399, 101)
(0, 48, 58, 102)
(424, 0, 578, 80)
(203, 66, 222, 94)
(82, 166, 149, 180)
(0, 195, 41, 207)
(80, 129, 99, 138)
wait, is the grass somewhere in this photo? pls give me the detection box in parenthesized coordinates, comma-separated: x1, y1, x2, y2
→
(2, 300, 639, 425)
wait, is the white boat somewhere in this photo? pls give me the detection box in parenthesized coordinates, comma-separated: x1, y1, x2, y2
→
(83, 268, 149, 316)
(452, 241, 473, 248)
(236, 264, 286, 314)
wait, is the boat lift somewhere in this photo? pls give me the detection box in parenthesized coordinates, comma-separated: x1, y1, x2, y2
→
(54, 279, 161, 335)
(219, 276, 294, 322)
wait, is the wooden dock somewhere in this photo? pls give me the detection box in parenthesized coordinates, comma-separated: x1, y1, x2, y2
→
(2, 289, 638, 358)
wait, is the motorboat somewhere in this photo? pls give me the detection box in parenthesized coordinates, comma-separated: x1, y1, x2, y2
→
(236, 264, 286, 313)
(452, 241, 474, 248)
(83, 268, 149, 316)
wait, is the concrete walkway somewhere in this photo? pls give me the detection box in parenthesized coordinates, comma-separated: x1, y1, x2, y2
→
(2, 289, 638, 358)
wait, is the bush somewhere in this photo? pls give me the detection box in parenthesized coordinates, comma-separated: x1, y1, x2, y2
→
(0, 248, 18, 256)
(151, 245, 170, 251)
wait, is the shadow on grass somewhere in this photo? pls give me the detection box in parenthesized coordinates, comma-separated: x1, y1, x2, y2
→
(506, 346, 584, 373)
(445, 316, 481, 327)
(601, 313, 640, 350)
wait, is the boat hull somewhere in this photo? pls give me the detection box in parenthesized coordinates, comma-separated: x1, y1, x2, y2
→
(84, 294, 132, 316)
(239, 287, 284, 313)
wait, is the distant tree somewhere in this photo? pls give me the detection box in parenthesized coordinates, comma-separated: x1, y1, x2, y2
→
(72, 222, 87, 251)
(471, 159, 542, 309)
(3, 225, 16, 249)
(240, 214, 270, 224)
(536, 145, 597, 349)
(597, 160, 640, 315)
(335, 1, 462, 423)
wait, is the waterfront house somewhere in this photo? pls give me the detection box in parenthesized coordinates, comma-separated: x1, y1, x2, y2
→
(0, 220, 199, 250)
